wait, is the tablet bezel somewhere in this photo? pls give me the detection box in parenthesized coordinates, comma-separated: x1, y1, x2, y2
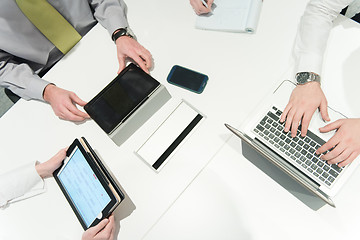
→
(53, 138, 117, 230)
(84, 63, 160, 134)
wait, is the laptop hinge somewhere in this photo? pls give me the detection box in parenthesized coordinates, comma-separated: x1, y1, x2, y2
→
(231, 127, 335, 207)
(252, 138, 319, 189)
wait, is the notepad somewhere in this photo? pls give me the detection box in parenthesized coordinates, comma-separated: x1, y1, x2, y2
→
(195, 0, 263, 33)
(136, 101, 204, 171)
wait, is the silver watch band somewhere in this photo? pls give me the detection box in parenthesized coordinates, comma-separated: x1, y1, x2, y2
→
(295, 72, 321, 85)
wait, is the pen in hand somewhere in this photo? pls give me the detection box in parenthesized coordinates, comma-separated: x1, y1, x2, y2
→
(201, 0, 209, 8)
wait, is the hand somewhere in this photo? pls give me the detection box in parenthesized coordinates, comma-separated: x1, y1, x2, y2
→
(43, 84, 90, 122)
(35, 148, 67, 178)
(115, 36, 152, 74)
(316, 118, 360, 167)
(82, 215, 116, 240)
(280, 82, 330, 137)
(190, 0, 214, 15)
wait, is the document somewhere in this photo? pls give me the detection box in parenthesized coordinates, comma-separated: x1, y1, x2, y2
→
(195, 0, 263, 33)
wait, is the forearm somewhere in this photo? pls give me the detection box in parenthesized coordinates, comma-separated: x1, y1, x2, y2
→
(293, 0, 353, 75)
(0, 57, 50, 101)
(0, 162, 45, 208)
(89, 0, 129, 36)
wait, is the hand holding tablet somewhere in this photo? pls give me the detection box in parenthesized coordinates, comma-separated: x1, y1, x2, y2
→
(82, 215, 116, 240)
(53, 137, 124, 230)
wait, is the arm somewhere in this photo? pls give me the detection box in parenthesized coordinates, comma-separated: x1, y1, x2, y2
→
(0, 161, 43, 208)
(281, 0, 353, 137)
(88, 0, 152, 73)
(0, 149, 66, 208)
(293, 0, 352, 75)
(88, 0, 129, 37)
(0, 50, 49, 101)
(0, 51, 89, 121)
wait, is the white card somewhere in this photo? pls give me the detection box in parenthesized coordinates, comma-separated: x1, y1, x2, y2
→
(136, 101, 203, 171)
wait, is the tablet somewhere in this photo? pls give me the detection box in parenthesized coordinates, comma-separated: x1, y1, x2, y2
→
(84, 63, 160, 134)
(53, 138, 122, 230)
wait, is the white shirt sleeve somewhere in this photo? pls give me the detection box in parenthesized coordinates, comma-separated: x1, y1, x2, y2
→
(0, 162, 46, 209)
(293, 0, 354, 75)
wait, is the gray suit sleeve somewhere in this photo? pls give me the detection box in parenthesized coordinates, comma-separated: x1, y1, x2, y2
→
(0, 51, 49, 101)
(89, 0, 129, 36)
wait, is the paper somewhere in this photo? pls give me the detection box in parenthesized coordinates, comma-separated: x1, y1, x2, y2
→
(195, 0, 263, 33)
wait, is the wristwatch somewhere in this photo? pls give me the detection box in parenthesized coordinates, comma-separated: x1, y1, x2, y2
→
(295, 72, 321, 85)
(111, 27, 135, 42)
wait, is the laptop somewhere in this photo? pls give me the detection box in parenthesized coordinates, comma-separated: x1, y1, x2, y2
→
(225, 80, 360, 207)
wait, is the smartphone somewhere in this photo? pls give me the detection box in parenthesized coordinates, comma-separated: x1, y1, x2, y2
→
(167, 65, 208, 94)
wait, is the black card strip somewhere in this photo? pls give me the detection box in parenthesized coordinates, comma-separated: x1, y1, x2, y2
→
(152, 114, 203, 170)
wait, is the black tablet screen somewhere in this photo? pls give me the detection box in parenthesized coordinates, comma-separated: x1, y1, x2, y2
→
(85, 64, 160, 134)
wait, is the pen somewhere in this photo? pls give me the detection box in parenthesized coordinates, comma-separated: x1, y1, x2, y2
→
(201, 0, 209, 8)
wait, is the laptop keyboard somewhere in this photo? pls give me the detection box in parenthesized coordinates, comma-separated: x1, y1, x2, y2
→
(253, 106, 345, 188)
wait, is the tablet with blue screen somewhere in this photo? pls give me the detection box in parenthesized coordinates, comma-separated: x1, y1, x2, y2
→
(53, 137, 124, 230)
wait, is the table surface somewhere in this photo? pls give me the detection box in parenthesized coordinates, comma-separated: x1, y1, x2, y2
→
(1, 0, 360, 239)
(144, 4, 360, 240)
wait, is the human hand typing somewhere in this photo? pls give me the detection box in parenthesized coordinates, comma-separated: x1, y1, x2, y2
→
(316, 118, 360, 167)
(280, 82, 330, 137)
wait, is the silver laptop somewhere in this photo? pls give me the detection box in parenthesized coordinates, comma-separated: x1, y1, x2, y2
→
(225, 80, 360, 207)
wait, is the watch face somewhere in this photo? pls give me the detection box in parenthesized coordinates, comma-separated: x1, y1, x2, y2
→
(297, 72, 310, 84)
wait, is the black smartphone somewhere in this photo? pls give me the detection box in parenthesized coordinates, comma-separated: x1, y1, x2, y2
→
(167, 65, 208, 94)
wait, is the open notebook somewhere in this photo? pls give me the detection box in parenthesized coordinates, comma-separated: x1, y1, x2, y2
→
(195, 0, 263, 33)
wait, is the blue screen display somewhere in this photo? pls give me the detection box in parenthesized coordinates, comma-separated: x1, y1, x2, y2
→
(58, 148, 111, 227)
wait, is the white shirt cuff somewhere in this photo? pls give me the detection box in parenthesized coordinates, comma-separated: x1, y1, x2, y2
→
(0, 161, 46, 209)
(295, 51, 323, 75)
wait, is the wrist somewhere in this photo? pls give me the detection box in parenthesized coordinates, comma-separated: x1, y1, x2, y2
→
(296, 81, 321, 89)
(43, 84, 56, 102)
(295, 72, 321, 85)
(111, 27, 135, 43)
(35, 163, 47, 179)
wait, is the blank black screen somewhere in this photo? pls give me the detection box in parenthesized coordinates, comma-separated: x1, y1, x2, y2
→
(167, 65, 207, 92)
(85, 64, 159, 134)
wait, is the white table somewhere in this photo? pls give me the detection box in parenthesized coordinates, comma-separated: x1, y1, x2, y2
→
(2, 0, 360, 239)
(144, 10, 360, 240)
(0, 11, 226, 240)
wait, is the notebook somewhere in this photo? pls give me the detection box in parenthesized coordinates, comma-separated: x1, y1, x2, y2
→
(195, 0, 263, 33)
(225, 80, 360, 207)
(53, 137, 124, 230)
